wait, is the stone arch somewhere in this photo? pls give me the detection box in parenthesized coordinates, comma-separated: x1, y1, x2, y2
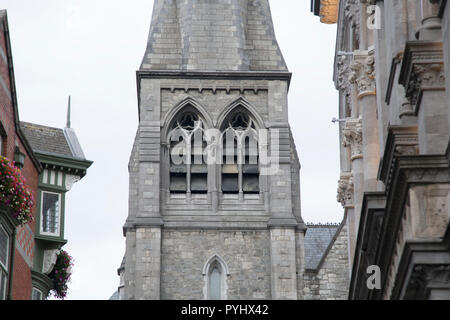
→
(162, 96, 213, 140)
(202, 254, 230, 300)
(216, 96, 265, 130)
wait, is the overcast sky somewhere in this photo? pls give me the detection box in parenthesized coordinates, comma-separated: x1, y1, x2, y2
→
(1, 0, 340, 300)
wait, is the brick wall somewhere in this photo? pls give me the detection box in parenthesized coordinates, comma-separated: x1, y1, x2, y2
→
(0, 12, 40, 300)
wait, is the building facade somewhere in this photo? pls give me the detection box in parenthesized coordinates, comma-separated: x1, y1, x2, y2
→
(20, 120, 92, 299)
(311, 0, 450, 299)
(0, 10, 41, 300)
(0, 10, 92, 300)
(118, 0, 349, 300)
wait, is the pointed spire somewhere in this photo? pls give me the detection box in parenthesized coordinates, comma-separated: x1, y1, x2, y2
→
(66, 95, 71, 128)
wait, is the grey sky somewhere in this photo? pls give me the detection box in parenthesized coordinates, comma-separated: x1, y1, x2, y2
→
(1, 0, 340, 300)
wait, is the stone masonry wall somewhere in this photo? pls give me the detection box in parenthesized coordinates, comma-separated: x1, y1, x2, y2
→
(160, 229, 271, 300)
(303, 224, 349, 300)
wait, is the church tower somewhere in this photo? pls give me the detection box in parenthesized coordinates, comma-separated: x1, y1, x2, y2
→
(120, 0, 307, 300)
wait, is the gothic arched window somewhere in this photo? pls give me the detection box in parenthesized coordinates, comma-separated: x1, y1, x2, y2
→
(168, 110, 208, 194)
(208, 261, 222, 300)
(202, 255, 229, 300)
(220, 109, 259, 195)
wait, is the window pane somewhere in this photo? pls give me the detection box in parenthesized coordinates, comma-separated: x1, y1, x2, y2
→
(0, 225, 9, 269)
(209, 267, 221, 300)
(42, 192, 60, 234)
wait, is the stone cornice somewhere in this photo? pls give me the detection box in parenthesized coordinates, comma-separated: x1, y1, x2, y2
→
(399, 41, 445, 110)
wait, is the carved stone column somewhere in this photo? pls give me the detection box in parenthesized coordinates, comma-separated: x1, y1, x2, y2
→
(343, 117, 363, 262)
(417, 0, 442, 40)
(349, 50, 381, 192)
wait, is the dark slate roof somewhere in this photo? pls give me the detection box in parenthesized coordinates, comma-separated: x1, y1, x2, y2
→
(20, 122, 86, 160)
(304, 223, 340, 270)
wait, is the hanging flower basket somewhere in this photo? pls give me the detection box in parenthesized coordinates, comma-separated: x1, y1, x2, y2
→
(48, 250, 74, 299)
(0, 156, 34, 225)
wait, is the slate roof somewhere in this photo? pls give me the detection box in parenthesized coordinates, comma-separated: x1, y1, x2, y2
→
(20, 122, 86, 160)
(304, 223, 341, 270)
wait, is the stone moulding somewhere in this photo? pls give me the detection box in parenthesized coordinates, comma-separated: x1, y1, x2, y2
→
(379, 125, 419, 192)
(385, 54, 403, 105)
(398, 41, 445, 112)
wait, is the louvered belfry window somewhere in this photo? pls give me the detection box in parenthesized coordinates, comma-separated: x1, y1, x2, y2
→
(168, 111, 208, 194)
(221, 110, 259, 194)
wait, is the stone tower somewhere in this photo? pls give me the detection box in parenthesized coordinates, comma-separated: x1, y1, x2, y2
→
(120, 0, 308, 300)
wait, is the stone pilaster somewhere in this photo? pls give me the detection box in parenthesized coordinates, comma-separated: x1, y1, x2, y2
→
(349, 50, 380, 192)
(342, 117, 363, 263)
(134, 227, 162, 300)
(269, 228, 298, 299)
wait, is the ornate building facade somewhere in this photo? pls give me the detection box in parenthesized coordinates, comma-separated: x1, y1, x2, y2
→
(118, 0, 349, 300)
(312, 0, 450, 299)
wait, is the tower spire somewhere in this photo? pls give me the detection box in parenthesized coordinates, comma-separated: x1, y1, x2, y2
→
(66, 95, 71, 128)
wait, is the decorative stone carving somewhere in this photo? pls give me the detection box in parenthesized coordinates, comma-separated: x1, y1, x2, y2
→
(344, 0, 361, 45)
(337, 172, 354, 208)
(409, 184, 450, 239)
(349, 51, 376, 97)
(43, 249, 60, 274)
(337, 55, 351, 94)
(407, 264, 450, 298)
(406, 63, 445, 106)
(343, 117, 363, 160)
(399, 41, 445, 108)
(65, 174, 81, 191)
